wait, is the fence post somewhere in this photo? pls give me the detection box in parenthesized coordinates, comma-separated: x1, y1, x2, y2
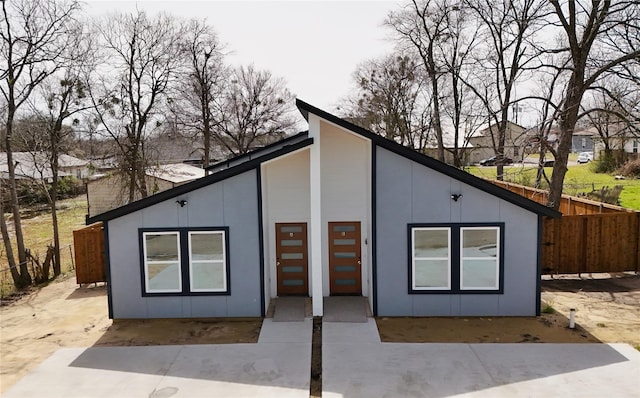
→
(69, 245, 75, 270)
(636, 213, 640, 273)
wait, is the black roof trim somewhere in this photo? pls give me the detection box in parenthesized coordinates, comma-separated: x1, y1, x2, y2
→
(205, 131, 309, 171)
(296, 99, 560, 218)
(88, 137, 314, 223)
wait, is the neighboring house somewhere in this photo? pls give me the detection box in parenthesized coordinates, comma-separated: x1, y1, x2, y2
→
(0, 152, 89, 182)
(86, 163, 205, 218)
(571, 129, 596, 153)
(593, 129, 640, 161)
(87, 100, 559, 320)
(467, 121, 527, 164)
(423, 135, 474, 166)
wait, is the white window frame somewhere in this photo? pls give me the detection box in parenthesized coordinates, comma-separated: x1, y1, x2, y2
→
(188, 230, 227, 293)
(459, 227, 500, 290)
(142, 231, 182, 294)
(411, 227, 451, 291)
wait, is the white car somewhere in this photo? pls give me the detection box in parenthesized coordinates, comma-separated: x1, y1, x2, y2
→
(577, 152, 593, 164)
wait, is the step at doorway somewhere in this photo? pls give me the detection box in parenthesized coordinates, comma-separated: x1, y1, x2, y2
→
(323, 296, 370, 323)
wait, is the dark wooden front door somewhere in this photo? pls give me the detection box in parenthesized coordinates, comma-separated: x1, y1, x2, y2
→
(329, 221, 362, 295)
(276, 223, 308, 296)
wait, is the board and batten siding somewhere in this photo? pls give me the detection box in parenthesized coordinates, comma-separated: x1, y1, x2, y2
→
(375, 146, 539, 316)
(106, 170, 262, 318)
(319, 121, 372, 298)
(261, 149, 311, 300)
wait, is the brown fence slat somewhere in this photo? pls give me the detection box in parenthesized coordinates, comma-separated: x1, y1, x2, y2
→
(73, 222, 106, 284)
(542, 213, 640, 274)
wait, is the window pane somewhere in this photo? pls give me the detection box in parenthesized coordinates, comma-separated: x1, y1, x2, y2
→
(462, 229, 497, 258)
(147, 262, 180, 292)
(282, 252, 303, 260)
(333, 239, 356, 245)
(190, 232, 224, 260)
(414, 259, 449, 288)
(414, 229, 449, 257)
(281, 226, 302, 233)
(333, 225, 355, 232)
(334, 252, 356, 258)
(145, 233, 179, 262)
(281, 239, 303, 246)
(461, 259, 498, 289)
(191, 261, 225, 291)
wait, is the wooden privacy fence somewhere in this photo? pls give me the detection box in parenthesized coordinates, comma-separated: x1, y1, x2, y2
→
(490, 180, 634, 215)
(73, 222, 106, 284)
(542, 213, 640, 274)
(488, 180, 639, 274)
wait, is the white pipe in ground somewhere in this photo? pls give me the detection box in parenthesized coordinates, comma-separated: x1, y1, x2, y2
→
(569, 308, 576, 329)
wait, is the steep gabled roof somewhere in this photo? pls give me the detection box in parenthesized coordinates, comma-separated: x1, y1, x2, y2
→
(296, 99, 560, 218)
(87, 136, 313, 223)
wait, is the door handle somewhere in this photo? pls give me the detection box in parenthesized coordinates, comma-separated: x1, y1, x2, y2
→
(357, 258, 361, 265)
(276, 259, 281, 266)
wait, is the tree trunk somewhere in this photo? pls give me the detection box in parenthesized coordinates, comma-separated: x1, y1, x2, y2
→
(548, 76, 583, 209)
(50, 149, 61, 276)
(4, 110, 32, 288)
(0, 199, 21, 287)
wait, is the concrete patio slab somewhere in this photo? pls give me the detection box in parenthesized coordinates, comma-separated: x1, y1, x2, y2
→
(2, 342, 311, 398)
(273, 297, 306, 322)
(323, 342, 640, 398)
(323, 297, 369, 322)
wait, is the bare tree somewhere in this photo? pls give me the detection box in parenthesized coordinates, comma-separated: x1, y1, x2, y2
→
(543, 0, 640, 209)
(31, 30, 93, 276)
(1, 0, 81, 288)
(340, 54, 432, 150)
(212, 65, 296, 155)
(90, 10, 184, 201)
(387, 0, 459, 163)
(176, 19, 226, 168)
(461, 0, 546, 178)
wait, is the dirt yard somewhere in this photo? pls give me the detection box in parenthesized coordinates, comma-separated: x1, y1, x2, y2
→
(379, 273, 639, 346)
(1, 272, 638, 394)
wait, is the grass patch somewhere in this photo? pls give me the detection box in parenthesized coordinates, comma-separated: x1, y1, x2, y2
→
(467, 163, 640, 210)
(1, 196, 87, 297)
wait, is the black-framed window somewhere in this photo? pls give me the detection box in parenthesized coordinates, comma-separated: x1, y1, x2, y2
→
(140, 227, 230, 296)
(409, 223, 504, 294)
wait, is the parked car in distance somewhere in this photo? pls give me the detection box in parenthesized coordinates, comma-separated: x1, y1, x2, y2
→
(542, 159, 554, 167)
(577, 152, 593, 164)
(479, 156, 514, 166)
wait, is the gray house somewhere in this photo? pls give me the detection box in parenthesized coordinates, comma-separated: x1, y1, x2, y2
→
(88, 100, 559, 320)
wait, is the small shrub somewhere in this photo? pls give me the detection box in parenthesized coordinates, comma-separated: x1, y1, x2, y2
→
(618, 159, 640, 177)
(593, 152, 618, 173)
(542, 302, 556, 314)
(596, 322, 607, 328)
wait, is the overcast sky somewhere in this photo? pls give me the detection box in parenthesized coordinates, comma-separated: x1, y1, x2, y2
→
(84, 0, 400, 113)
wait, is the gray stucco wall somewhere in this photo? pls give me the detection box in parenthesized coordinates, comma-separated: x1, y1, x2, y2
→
(375, 147, 539, 316)
(106, 170, 262, 318)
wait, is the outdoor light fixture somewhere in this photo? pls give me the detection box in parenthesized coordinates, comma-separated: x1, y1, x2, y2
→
(450, 194, 463, 202)
(176, 199, 188, 207)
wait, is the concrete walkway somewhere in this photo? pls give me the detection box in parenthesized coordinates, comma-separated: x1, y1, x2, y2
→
(4, 317, 640, 397)
(322, 320, 640, 398)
